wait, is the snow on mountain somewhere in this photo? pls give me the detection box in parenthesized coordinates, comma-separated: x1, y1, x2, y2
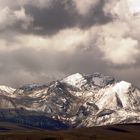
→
(0, 85, 16, 94)
(113, 81, 132, 108)
(61, 73, 87, 89)
(0, 73, 139, 129)
(113, 81, 132, 94)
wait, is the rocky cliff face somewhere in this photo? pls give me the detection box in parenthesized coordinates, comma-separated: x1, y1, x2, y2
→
(0, 73, 140, 129)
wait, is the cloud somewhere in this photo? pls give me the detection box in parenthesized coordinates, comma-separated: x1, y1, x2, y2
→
(104, 0, 140, 19)
(23, 0, 111, 35)
(16, 27, 92, 52)
(99, 37, 139, 64)
(94, 0, 140, 65)
(21, 0, 52, 9)
(97, 21, 139, 65)
(0, 42, 107, 88)
(72, 0, 100, 15)
(0, 0, 52, 9)
(128, 0, 140, 14)
(0, 0, 109, 35)
(0, 7, 33, 31)
(0, 25, 104, 87)
(0, 0, 139, 87)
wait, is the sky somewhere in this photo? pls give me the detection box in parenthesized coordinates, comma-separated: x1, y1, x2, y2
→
(0, 0, 140, 88)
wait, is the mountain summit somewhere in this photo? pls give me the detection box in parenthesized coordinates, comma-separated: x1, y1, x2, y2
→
(0, 73, 139, 129)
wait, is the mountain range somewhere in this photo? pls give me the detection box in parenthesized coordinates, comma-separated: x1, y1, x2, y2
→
(0, 73, 140, 130)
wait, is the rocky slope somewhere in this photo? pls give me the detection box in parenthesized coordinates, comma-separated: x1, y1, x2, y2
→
(0, 73, 140, 129)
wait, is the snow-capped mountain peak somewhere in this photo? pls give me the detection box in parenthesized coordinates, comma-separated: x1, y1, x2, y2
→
(61, 73, 87, 89)
(113, 81, 132, 94)
(0, 73, 139, 129)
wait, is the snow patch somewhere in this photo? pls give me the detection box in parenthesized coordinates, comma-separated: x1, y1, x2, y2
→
(113, 81, 133, 108)
(62, 73, 87, 89)
(113, 81, 132, 94)
(0, 85, 16, 93)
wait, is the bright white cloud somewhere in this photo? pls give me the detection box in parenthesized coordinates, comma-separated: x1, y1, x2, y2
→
(104, 0, 140, 19)
(100, 0, 140, 65)
(98, 36, 139, 64)
(96, 19, 140, 65)
(16, 28, 91, 52)
(128, 0, 140, 14)
(0, 25, 99, 55)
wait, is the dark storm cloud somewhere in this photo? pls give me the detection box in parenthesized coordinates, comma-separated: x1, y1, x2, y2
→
(24, 0, 111, 35)
(24, 1, 76, 35)
(78, 0, 112, 28)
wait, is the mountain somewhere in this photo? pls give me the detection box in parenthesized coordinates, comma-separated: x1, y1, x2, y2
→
(0, 73, 140, 129)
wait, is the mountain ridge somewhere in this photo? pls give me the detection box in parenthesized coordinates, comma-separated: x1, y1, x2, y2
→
(0, 72, 139, 129)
